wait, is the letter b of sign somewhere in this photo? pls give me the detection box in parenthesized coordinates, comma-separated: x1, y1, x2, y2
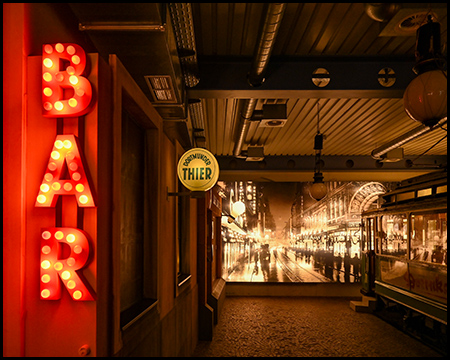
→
(42, 43, 92, 117)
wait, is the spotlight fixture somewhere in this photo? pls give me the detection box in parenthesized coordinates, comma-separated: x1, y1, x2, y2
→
(403, 16, 447, 126)
(310, 103, 327, 201)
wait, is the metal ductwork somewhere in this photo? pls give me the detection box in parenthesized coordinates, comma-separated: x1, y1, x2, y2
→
(168, 3, 206, 149)
(371, 117, 447, 160)
(233, 3, 286, 158)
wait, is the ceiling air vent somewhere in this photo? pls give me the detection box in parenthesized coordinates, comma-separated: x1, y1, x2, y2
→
(145, 75, 177, 103)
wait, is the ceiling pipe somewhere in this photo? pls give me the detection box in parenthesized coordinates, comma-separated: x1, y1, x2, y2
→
(371, 117, 447, 160)
(233, 3, 286, 158)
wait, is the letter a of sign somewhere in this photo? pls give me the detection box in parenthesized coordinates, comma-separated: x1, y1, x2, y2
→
(36, 134, 95, 207)
(40, 227, 95, 301)
(42, 43, 92, 117)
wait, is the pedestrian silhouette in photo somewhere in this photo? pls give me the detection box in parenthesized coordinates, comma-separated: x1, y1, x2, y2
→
(344, 253, 351, 282)
(335, 253, 342, 282)
(352, 253, 361, 282)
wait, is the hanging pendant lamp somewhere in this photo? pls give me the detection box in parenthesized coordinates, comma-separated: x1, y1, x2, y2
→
(309, 102, 327, 201)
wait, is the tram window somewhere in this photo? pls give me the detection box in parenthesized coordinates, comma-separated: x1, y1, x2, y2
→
(411, 211, 447, 265)
(380, 214, 407, 257)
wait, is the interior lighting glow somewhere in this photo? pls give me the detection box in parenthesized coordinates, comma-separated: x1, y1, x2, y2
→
(55, 231, 64, 240)
(79, 195, 89, 204)
(42, 245, 51, 254)
(54, 262, 63, 271)
(54, 101, 64, 111)
(61, 271, 71, 280)
(55, 43, 64, 53)
(35, 135, 96, 207)
(69, 75, 79, 85)
(43, 58, 53, 68)
(75, 184, 84, 192)
(42, 43, 92, 117)
(43, 87, 53, 97)
(37, 195, 47, 204)
(67, 280, 76, 289)
(44, 44, 53, 54)
(41, 260, 51, 269)
(43, 72, 52, 82)
(40, 184, 50, 192)
(72, 55, 80, 65)
(66, 234, 76, 243)
(51, 151, 60, 160)
(63, 140, 72, 149)
(68, 98, 78, 107)
(41, 289, 51, 298)
(73, 290, 82, 300)
(41, 274, 51, 283)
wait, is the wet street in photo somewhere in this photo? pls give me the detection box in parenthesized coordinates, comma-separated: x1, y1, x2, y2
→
(226, 247, 356, 283)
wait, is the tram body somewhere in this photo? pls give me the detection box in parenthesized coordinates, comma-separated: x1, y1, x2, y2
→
(360, 170, 447, 350)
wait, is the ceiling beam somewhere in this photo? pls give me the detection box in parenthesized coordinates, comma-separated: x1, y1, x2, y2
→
(188, 57, 417, 99)
(216, 155, 447, 182)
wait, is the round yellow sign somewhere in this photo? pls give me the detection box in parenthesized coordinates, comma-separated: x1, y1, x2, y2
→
(177, 148, 219, 192)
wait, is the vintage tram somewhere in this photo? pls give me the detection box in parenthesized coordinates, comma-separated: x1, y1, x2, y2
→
(360, 169, 447, 353)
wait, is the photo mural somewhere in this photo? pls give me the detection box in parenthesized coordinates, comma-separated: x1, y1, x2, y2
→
(220, 180, 394, 283)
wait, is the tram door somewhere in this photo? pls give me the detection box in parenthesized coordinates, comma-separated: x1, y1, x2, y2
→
(361, 217, 376, 295)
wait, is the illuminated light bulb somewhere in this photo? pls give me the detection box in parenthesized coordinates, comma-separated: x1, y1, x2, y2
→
(37, 195, 47, 204)
(73, 290, 82, 300)
(69, 75, 79, 85)
(75, 88, 85, 97)
(66, 45, 76, 55)
(55, 43, 64, 53)
(66, 257, 76, 266)
(43, 72, 52, 82)
(66, 234, 76, 243)
(41, 274, 51, 283)
(67, 280, 76, 289)
(61, 271, 71, 280)
(54, 262, 63, 271)
(48, 162, 57, 171)
(44, 173, 53, 182)
(42, 231, 51, 239)
(41, 260, 51, 269)
(40, 183, 50, 192)
(55, 73, 64, 82)
(76, 184, 84, 192)
(43, 102, 53, 111)
(54, 101, 64, 111)
(73, 245, 83, 254)
(55, 231, 64, 240)
(54, 140, 64, 149)
(66, 66, 75, 75)
(42, 245, 52, 254)
(69, 162, 78, 171)
(68, 98, 78, 107)
(41, 289, 51, 298)
(44, 44, 53, 54)
(51, 150, 60, 160)
(63, 140, 72, 149)
(66, 152, 75, 161)
(43, 87, 53, 97)
(72, 55, 81, 65)
(72, 172, 81, 181)
(52, 182, 61, 191)
(43, 58, 53, 68)
(79, 195, 89, 204)
(63, 182, 73, 191)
